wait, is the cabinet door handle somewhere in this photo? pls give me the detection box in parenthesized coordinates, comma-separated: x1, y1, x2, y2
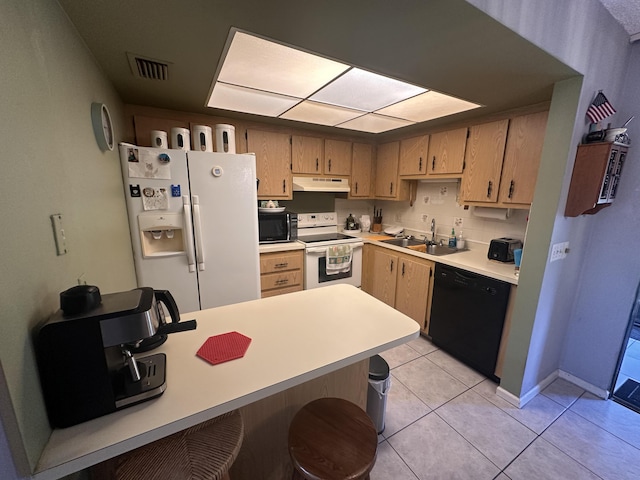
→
(283, 179, 286, 193)
(316, 158, 319, 171)
(419, 157, 423, 171)
(487, 180, 493, 198)
(401, 262, 405, 277)
(390, 182, 394, 195)
(355, 182, 358, 194)
(274, 262, 289, 268)
(328, 159, 332, 171)
(508, 180, 514, 198)
(390, 260, 394, 272)
(432, 156, 435, 170)
(275, 278, 289, 285)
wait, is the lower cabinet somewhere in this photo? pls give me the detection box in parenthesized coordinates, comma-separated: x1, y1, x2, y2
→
(260, 250, 304, 298)
(362, 244, 434, 331)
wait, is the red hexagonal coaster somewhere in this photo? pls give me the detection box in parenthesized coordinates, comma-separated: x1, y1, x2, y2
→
(196, 331, 252, 365)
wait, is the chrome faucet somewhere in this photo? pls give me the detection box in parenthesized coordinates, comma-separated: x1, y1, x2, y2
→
(430, 218, 436, 243)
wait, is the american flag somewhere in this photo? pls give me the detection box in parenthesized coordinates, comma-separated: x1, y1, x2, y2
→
(586, 91, 616, 124)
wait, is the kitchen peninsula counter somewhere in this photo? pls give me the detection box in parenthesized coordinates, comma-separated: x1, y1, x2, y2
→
(34, 285, 418, 479)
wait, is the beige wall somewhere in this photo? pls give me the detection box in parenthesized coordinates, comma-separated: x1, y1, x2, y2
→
(0, 0, 136, 474)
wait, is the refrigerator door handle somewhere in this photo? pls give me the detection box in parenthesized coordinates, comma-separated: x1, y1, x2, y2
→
(192, 195, 206, 271)
(182, 196, 197, 272)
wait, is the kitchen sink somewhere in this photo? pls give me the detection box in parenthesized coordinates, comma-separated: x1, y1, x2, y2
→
(380, 238, 425, 247)
(379, 238, 464, 256)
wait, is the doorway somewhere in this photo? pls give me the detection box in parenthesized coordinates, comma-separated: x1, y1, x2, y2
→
(611, 282, 640, 413)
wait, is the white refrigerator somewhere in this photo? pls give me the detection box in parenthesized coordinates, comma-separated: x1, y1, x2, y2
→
(118, 143, 261, 313)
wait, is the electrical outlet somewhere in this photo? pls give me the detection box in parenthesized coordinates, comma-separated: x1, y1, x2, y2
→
(423, 196, 430, 204)
(550, 242, 569, 262)
(421, 214, 428, 223)
(78, 273, 87, 285)
(454, 217, 463, 228)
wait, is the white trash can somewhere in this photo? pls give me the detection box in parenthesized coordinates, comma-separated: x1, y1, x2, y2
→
(366, 354, 391, 434)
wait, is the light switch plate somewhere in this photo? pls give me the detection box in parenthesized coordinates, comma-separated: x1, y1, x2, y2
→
(50, 214, 67, 255)
(550, 241, 569, 262)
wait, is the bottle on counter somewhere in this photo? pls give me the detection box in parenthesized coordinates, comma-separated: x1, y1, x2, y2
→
(457, 231, 465, 249)
(448, 228, 457, 248)
(346, 213, 357, 230)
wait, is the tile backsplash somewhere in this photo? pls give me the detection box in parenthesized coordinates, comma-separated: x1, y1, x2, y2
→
(335, 181, 529, 248)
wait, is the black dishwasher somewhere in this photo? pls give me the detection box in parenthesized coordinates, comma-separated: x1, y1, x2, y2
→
(429, 264, 511, 381)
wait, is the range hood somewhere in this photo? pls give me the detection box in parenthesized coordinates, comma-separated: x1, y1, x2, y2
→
(292, 176, 351, 192)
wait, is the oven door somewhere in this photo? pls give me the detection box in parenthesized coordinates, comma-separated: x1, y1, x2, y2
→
(304, 242, 363, 289)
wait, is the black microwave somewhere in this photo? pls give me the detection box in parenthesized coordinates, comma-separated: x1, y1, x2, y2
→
(258, 211, 298, 244)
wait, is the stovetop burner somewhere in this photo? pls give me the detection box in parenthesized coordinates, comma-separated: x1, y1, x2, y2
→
(298, 233, 358, 244)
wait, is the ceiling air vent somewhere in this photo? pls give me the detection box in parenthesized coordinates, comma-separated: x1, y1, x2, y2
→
(127, 53, 170, 80)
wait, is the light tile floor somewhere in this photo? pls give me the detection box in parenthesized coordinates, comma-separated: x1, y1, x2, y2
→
(371, 336, 640, 480)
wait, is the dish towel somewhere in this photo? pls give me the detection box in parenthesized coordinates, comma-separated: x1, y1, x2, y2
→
(326, 245, 353, 275)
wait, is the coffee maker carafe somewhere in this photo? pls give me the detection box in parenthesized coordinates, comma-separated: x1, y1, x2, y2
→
(35, 285, 196, 428)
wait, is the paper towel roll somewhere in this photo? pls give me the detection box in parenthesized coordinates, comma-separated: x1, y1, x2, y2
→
(150, 130, 168, 148)
(471, 206, 511, 220)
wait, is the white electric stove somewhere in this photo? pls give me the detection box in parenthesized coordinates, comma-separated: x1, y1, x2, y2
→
(296, 212, 364, 289)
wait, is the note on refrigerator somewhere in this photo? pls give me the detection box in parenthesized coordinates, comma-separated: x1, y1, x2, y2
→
(126, 147, 171, 179)
(142, 187, 169, 211)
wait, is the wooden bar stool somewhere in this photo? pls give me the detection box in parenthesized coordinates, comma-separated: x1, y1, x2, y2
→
(288, 397, 377, 480)
(91, 410, 244, 480)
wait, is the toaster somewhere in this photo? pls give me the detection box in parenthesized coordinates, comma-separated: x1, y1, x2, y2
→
(488, 237, 523, 262)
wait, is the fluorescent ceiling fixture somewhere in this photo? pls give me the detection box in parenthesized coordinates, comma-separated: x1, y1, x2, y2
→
(377, 90, 482, 122)
(217, 31, 350, 98)
(310, 68, 427, 111)
(337, 114, 415, 134)
(207, 83, 300, 117)
(207, 30, 483, 133)
(280, 100, 365, 126)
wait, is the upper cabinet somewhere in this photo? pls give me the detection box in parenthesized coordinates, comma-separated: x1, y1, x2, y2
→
(350, 143, 374, 198)
(427, 127, 468, 176)
(247, 129, 292, 199)
(565, 142, 629, 216)
(399, 135, 429, 176)
(375, 141, 409, 200)
(291, 135, 323, 175)
(460, 119, 509, 203)
(324, 139, 352, 176)
(497, 111, 549, 205)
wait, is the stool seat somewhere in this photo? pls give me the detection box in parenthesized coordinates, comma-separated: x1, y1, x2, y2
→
(288, 397, 377, 480)
(91, 410, 244, 480)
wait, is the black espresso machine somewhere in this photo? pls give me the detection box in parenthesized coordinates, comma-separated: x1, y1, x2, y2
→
(35, 285, 196, 428)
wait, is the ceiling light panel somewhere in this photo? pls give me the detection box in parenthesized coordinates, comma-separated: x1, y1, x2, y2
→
(217, 31, 350, 98)
(310, 68, 427, 111)
(377, 90, 482, 122)
(208, 82, 300, 117)
(280, 100, 365, 126)
(337, 113, 414, 134)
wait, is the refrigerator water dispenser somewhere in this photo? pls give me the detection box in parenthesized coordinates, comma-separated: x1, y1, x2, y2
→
(138, 213, 185, 258)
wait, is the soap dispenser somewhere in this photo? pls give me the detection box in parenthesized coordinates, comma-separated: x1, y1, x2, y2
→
(448, 228, 457, 248)
(457, 231, 465, 249)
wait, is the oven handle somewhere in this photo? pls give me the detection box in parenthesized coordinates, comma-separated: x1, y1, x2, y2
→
(306, 242, 364, 254)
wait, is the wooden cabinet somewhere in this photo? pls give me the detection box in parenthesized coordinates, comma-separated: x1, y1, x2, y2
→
(259, 250, 304, 297)
(498, 111, 549, 205)
(324, 139, 352, 175)
(247, 129, 292, 199)
(375, 141, 409, 200)
(399, 135, 429, 176)
(427, 127, 468, 176)
(292, 135, 323, 175)
(460, 119, 509, 203)
(363, 244, 434, 330)
(565, 142, 629, 216)
(350, 143, 374, 198)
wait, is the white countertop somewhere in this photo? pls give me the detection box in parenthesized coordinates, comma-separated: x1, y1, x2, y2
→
(351, 233, 519, 285)
(33, 285, 418, 480)
(259, 241, 305, 254)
